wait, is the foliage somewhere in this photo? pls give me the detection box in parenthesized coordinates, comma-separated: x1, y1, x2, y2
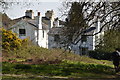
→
(89, 29, 120, 60)
(61, 1, 120, 45)
(3, 42, 113, 65)
(1, 28, 28, 51)
(64, 2, 88, 44)
(96, 29, 120, 52)
(89, 50, 112, 60)
(2, 37, 113, 65)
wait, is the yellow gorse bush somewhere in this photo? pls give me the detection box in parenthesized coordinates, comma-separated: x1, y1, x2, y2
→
(1, 28, 28, 50)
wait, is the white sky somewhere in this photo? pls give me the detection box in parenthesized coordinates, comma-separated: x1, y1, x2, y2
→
(3, 0, 115, 20)
(4, 2, 63, 20)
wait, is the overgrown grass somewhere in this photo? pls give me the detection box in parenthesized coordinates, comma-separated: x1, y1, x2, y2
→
(2, 41, 115, 78)
(2, 42, 113, 66)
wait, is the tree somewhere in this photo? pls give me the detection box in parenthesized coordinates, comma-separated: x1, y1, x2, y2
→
(96, 29, 120, 53)
(89, 28, 120, 60)
(60, 1, 120, 45)
(64, 2, 88, 44)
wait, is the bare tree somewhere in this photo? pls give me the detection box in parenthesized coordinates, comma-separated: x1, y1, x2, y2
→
(59, 0, 120, 45)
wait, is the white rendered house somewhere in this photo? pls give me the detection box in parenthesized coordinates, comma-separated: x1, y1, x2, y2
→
(10, 10, 103, 55)
(10, 10, 60, 48)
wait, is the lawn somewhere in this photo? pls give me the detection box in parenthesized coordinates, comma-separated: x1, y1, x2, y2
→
(2, 44, 119, 79)
(2, 60, 117, 79)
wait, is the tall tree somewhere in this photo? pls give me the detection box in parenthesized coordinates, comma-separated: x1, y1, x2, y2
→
(60, 1, 120, 45)
(64, 2, 88, 44)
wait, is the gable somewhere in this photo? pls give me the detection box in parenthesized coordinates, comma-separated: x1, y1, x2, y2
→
(10, 20, 29, 29)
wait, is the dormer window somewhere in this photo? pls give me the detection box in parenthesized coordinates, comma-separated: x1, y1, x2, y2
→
(19, 29, 26, 36)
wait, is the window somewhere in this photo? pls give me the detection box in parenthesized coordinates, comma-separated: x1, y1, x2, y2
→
(19, 29, 26, 36)
(81, 47, 88, 55)
(54, 34, 60, 41)
(81, 35, 87, 42)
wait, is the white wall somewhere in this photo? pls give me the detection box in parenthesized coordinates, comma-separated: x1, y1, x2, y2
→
(11, 20, 38, 45)
(38, 30, 49, 48)
(48, 35, 59, 48)
(87, 36, 95, 50)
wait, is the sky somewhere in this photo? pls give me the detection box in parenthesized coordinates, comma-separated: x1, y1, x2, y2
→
(2, 0, 119, 20)
(4, 2, 63, 20)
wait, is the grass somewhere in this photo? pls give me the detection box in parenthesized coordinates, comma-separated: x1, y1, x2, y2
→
(2, 60, 115, 79)
(2, 42, 117, 79)
(2, 42, 113, 66)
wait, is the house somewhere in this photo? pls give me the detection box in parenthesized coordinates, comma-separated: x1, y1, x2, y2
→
(10, 10, 104, 55)
(69, 18, 104, 55)
(10, 10, 61, 48)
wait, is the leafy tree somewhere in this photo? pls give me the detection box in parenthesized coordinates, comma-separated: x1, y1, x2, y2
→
(96, 29, 120, 53)
(89, 29, 120, 60)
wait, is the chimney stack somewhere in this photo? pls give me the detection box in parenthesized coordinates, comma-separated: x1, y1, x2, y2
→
(38, 12, 40, 16)
(37, 12, 42, 29)
(25, 10, 34, 19)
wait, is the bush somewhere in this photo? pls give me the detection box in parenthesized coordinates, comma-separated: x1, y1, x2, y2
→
(89, 50, 112, 60)
(1, 28, 28, 51)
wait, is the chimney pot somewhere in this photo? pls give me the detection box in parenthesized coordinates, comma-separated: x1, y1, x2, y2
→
(38, 12, 40, 16)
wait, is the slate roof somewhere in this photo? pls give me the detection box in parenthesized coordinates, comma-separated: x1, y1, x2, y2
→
(27, 19, 49, 30)
(11, 16, 49, 30)
(42, 17, 50, 20)
(83, 27, 96, 33)
(48, 27, 64, 35)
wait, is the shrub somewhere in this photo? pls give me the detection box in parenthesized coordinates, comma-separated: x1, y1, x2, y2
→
(89, 50, 112, 60)
(1, 28, 28, 51)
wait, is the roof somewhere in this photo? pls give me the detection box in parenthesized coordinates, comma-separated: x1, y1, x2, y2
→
(83, 27, 96, 33)
(42, 17, 50, 20)
(11, 17, 49, 30)
(27, 20, 37, 27)
(59, 20, 65, 25)
(27, 19, 49, 30)
(48, 27, 64, 35)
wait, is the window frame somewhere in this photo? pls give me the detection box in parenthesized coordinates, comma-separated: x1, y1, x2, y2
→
(54, 34, 60, 42)
(19, 29, 26, 36)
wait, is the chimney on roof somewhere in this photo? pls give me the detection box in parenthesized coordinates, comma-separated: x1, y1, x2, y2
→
(45, 10, 54, 21)
(25, 10, 34, 19)
(37, 12, 42, 29)
(38, 12, 40, 16)
(45, 10, 55, 28)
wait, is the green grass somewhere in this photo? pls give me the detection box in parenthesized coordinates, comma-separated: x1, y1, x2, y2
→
(2, 42, 116, 79)
(2, 60, 115, 78)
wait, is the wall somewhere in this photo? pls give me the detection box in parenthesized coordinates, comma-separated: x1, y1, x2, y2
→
(11, 20, 38, 45)
(38, 29, 49, 48)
